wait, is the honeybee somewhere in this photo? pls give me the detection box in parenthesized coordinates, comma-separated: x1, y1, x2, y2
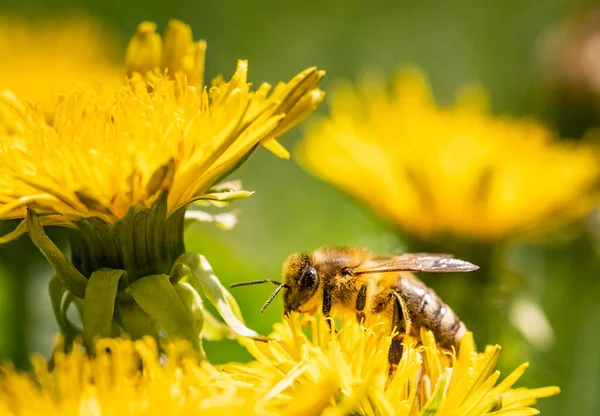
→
(232, 247, 478, 366)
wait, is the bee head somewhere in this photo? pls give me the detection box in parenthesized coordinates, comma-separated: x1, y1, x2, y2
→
(282, 253, 320, 316)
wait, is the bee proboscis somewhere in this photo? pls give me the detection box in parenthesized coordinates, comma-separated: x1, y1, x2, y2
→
(231, 247, 478, 367)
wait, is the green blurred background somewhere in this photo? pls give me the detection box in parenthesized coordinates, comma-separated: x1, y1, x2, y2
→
(1, 0, 600, 414)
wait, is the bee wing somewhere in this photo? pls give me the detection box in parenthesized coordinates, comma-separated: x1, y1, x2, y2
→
(370, 253, 455, 261)
(353, 253, 479, 274)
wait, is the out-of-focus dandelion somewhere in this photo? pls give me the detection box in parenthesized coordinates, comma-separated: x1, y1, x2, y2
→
(540, 9, 600, 136)
(0, 20, 325, 355)
(0, 315, 560, 415)
(126, 20, 207, 87)
(0, 337, 270, 416)
(297, 69, 600, 350)
(298, 70, 600, 242)
(0, 14, 123, 108)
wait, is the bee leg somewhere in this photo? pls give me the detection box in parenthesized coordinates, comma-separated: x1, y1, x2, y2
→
(388, 292, 410, 377)
(355, 284, 367, 325)
(322, 284, 336, 333)
(388, 337, 404, 376)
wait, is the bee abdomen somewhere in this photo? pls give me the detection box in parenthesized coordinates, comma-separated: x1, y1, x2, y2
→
(401, 279, 466, 349)
(433, 303, 466, 348)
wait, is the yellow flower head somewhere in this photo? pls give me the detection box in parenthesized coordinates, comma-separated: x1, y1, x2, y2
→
(0, 14, 123, 108)
(0, 20, 324, 350)
(0, 337, 271, 416)
(0, 54, 324, 224)
(0, 317, 559, 416)
(298, 70, 600, 241)
(226, 314, 559, 415)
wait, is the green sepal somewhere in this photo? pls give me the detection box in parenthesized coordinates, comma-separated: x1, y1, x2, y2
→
(127, 274, 199, 349)
(173, 253, 266, 341)
(27, 210, 87, 298)
(84, 218, 121, 271)
(72, 296, 85, 323)
(173, 282, 206, 360)
(173, 282, 204, 335)
(418, 368, 452, 416)
(148, 193, 168, 268)
(201, 308, 236, 341)
(184, 209, 240, 231)
(112, 206, 140, 282)
(0, 219, 27, 245)
(193, 183, 254, 207)
(82, 268, 124, 351)
(132, 209, 150, 272)
(48, 275, 67, 333)
(48, 276, 87, 352)
(117, 302, 160, 341)
(0, 215, 74, 245)
(61, 293, 83, 351)
(207, 180, 244, 193)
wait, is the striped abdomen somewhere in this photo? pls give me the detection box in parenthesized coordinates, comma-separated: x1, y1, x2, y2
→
(396, 274, 466, 348)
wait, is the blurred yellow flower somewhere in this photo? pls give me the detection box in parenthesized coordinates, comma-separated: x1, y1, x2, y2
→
(0, 317, 558, 415)
(298, 70, 600, 241)
(0, 337, 272, 416)
(126, 20, 207, 87)
(0, 14, 123, 108)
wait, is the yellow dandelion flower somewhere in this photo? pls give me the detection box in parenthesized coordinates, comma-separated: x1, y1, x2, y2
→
(298, 69, 600, 241)
(0, 317, 559, 416)
(0, 66, 323, 223)
(0, 14, 123, 108)
(0, 337, 275, 416)
(225, 314, 560, 415)
(0, 20, 324, 353)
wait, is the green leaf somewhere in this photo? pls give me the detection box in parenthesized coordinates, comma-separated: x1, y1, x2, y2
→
(27, 210, 87, 298)
(117, 302, 160, 341)
(127, 274, 199, 349)
(83, 269, 124, 351)
(185, 209, 240, 230)
(418, 368, 452, 416)
(173, 253, 265, 341)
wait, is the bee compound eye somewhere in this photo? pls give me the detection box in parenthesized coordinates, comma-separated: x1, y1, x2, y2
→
(300, 267, 317, 288)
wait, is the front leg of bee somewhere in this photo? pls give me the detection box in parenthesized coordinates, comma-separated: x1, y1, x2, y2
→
(355, 283, 368, 324)
(322, 283, 334, 332)
(388, 291, 411, 373)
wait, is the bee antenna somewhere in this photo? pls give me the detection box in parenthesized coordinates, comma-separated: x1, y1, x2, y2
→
(230, 280, 290, 313)
(260, 284, 286, 313)
(230, 279, 289, 288)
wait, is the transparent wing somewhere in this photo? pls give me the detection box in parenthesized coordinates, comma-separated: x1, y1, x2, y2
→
(352, 253, 479, 274)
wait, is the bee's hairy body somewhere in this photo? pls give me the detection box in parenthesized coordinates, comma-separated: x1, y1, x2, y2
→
(283, 247, 467, 351)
